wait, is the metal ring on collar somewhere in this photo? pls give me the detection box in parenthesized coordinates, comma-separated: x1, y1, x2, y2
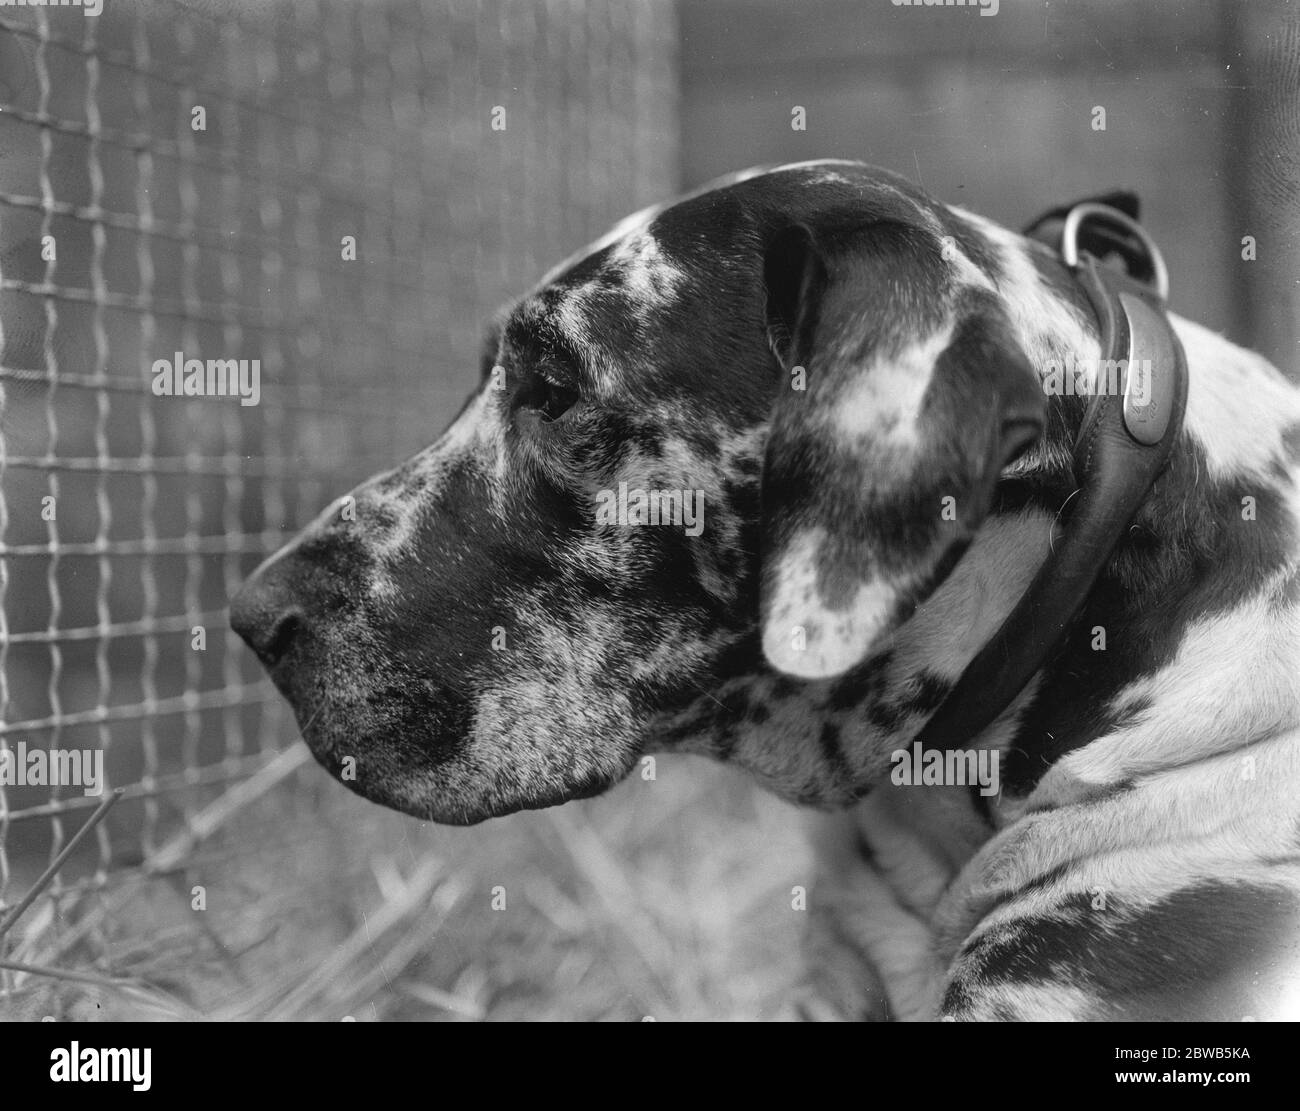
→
(1061, 201, 1170, 301)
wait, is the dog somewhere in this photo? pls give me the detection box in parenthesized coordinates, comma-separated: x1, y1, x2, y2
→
(231, 160, 1300, 1021)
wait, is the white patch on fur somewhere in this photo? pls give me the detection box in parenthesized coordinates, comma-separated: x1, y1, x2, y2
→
(832, 321, 953, 449)
(1038, 575, 1300, 796)
(549, 235, 687, 390)
(1172, 314, 1300, 480)
(945, 246, 997, 294)
(762, 528, 901, 678)
(608, 232, 687, 310)
(552, 287, 597, 350)
(947, 206, 1098, 375)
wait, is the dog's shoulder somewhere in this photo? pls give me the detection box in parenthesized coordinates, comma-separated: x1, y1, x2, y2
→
(1172, 313, 1300, 482)
(933, 722, 1300, 1020)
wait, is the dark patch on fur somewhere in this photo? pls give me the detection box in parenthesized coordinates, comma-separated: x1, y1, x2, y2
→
(951, 882, 1299, 1020)
(861, 670, 953, 734)
(965, 861, 1076, 928)
(770, 675, 801, 700)
(817, 722, 853, 784)
(897, 671, 953, 717)
(828, 650, 894, 712)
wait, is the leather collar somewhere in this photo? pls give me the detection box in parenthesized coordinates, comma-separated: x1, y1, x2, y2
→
(912, 201, 1189, 757)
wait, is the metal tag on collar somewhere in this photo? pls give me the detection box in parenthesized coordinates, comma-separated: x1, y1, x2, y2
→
(1061, 202, 1177, 447)
(1113, 291, 1177, 445)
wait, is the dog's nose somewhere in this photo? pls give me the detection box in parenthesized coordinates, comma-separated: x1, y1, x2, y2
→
(230, 559, 306, 669)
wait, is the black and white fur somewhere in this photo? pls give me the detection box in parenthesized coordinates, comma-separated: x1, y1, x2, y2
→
(232, 160, 1300, 1021)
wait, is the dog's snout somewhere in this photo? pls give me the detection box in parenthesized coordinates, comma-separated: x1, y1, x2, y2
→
(230, 560, 306, 669)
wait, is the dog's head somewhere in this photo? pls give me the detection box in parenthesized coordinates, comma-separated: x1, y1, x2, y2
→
(231, 161, 1067, 822)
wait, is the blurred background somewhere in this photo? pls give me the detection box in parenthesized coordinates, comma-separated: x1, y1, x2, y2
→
(0, 0, 1295, 1020)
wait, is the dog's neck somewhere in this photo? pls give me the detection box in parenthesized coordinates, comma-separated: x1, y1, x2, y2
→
(660, 236, 1300, 814)
(1002, 310, 1300, 805)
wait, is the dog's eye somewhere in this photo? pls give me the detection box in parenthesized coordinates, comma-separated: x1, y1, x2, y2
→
(518, 368, 580, 424)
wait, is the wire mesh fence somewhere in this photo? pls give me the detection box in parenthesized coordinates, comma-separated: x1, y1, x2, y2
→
(0, 0, 678, 1016)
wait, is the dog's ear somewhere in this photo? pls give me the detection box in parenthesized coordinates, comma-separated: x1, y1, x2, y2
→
(759, 220, 1046, 679)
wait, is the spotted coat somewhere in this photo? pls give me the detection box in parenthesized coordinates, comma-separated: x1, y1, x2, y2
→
(232, 161, 1300, 1021)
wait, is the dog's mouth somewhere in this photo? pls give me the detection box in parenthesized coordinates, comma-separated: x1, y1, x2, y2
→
(237, 610, 646, 825)
(228, 479, 684, 825)
(291, 695, 633, 825)
(275, 641, 470, 751)
(281, 679, 486, 822)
